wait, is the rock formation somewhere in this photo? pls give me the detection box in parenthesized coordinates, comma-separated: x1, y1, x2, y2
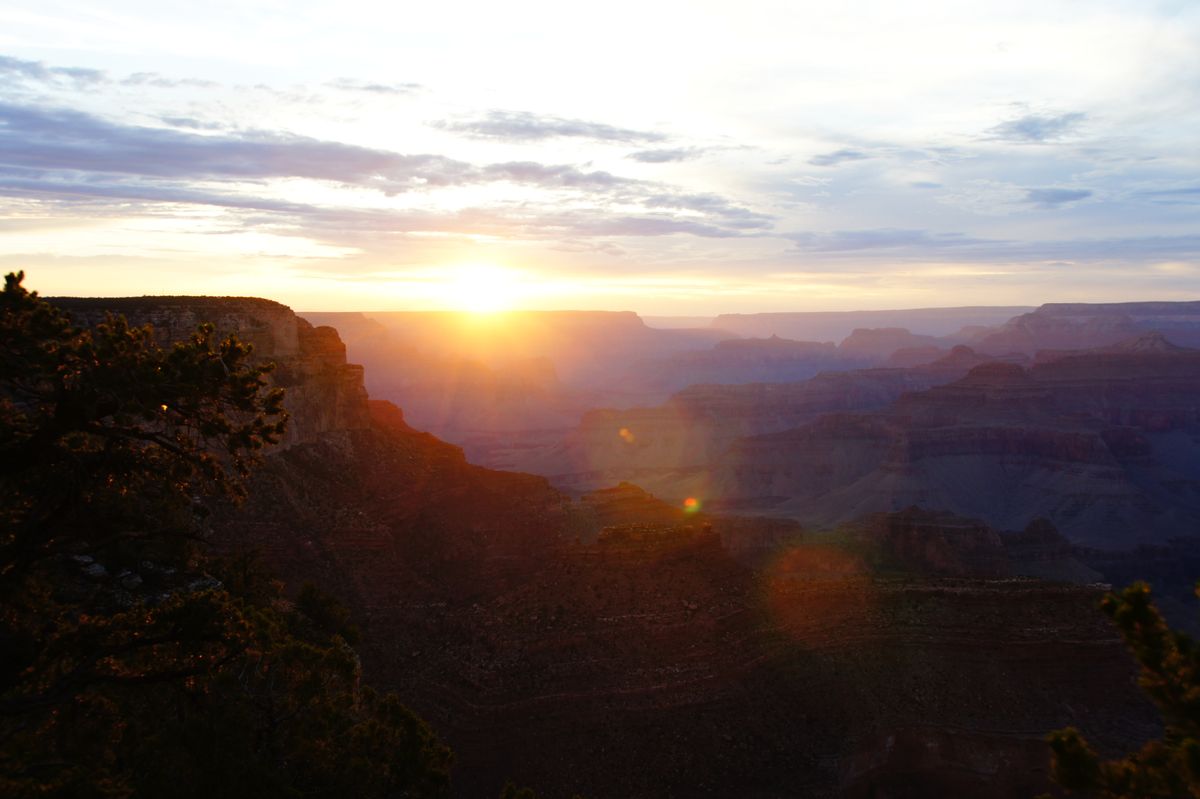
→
(711, 306, 1034, 342)
(629, 335, 854, 392)
(837, 327, 941, 361)
(514, 346, 1009, 498)
(53, 296, 371, 447)
(972, 300, 1200, 354)
(296, 309, 736, 463)
(711, 342, 1200, 548)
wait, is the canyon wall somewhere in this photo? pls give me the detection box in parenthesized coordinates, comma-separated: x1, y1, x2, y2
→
(53, 296, 371, 447)
(711, 344, 1200, 547)
(519, 346, 1003, 497)
(974, 300, 1200, 353)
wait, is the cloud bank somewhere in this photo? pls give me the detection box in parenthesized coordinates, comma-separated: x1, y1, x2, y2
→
(434, 110, 666, 143)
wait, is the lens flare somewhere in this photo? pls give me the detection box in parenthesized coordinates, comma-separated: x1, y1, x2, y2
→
(683, 497, 700, 513)
(762, 544, 874, 647)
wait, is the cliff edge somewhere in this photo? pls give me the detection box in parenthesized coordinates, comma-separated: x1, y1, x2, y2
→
(51, 296, 370, 447)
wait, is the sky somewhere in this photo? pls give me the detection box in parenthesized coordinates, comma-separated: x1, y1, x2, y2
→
(0, 0, 1197, 314)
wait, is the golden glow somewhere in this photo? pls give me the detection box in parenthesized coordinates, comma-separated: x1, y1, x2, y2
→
(441, 264, 522, 313)
(618, 427, 636, 444)
(763, 544, 873, 644)
(683, 497, 700, 513)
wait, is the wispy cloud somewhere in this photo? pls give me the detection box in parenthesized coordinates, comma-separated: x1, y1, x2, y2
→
(1, 54, 415, 98)
(0, 102, 475, 191)
(627, 147, 701, 163)
(480, 161, 635, 190)
(0, 100, 772, 247)
(808, 148, 870, 167)
(326, 78, 422, 95)
(158, 116, 226, 131)
(789, 228, 994, 252)
(121, 72, 218, 89)
(0, 55, 105, 87)
(0, 100, 716, 206)
(433, 109, 666, 143)
(643, 192, 774, 229)
(1023, 187, 1092, 207)
(987, 111, 1087, 142)
(1139, 186, 1200, 205)
(0, 56, 221, 91)
(785, 228, 1200, 264)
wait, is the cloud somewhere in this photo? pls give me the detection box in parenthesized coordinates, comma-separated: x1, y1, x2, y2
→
(0, 101, 695, 202)
(158, 116, 226, 131)
(789, 229, 994, 252)
(550, 239, 627, 257)
(0, 171, 752, 245)
(121, 72, 219, 89)
(784, 227, 1200, 265)
(0, 100, 773, 247)
(481, 161, 636, 190)
(910, 181, 942, 189)
(643, 192, 774, 229)
(2, 54, 418, 98)
(0, 55, 228, 93)
(1023, 187, 1092, 207)
(627, 147, 700, 163)
(987, 112, 1087, 142)
(1140, 186, 1200, 205)
(0, 55, 105, 87)
(1143, 186, 1200, 196)
(326, 78, 422, 95)
(808, 148, 869, 167)
(0, 102, 476, 191)
(561, 215, 740, 238)
(434, 109, 666, 143)
(0, 174, 312, 214)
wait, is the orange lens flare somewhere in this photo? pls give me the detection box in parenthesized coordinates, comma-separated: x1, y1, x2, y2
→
(762, 544, 873, 647)
(618, 427, 636, 444)
(683, 497, 700, 513)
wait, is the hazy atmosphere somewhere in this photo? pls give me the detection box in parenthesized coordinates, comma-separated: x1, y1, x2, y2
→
(2, 0, 1197, 312)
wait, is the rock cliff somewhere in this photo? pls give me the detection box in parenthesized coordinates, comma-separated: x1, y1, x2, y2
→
(710, 342, 1200, 547)
(973, 300, 1200, 354)
(838, 327, 941, 361)
(711, 306, 1034, 341)
(515, 346, 1010, 498)
(52, 296, 370, 447)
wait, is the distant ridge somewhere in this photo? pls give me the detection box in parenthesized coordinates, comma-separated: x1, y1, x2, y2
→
(712, 306, 1034, 340)
(643, 315, 717, 329)
(1109, 331, 1188, 352)
(1036, 300, 1200, 315)
(977, 300, 1200, 353)
(50, 295, 291, 311)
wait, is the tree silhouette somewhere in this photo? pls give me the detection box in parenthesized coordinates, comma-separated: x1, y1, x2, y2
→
(1046, 581, 1200, 798)
(0, 272, 451, 798)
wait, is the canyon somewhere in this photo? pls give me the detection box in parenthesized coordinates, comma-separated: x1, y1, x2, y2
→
(711, 338, 1200, 549)
(46, 294, 1192, 797)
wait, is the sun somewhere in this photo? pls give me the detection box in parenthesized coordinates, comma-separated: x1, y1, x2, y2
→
(444, 264, 521, 313)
